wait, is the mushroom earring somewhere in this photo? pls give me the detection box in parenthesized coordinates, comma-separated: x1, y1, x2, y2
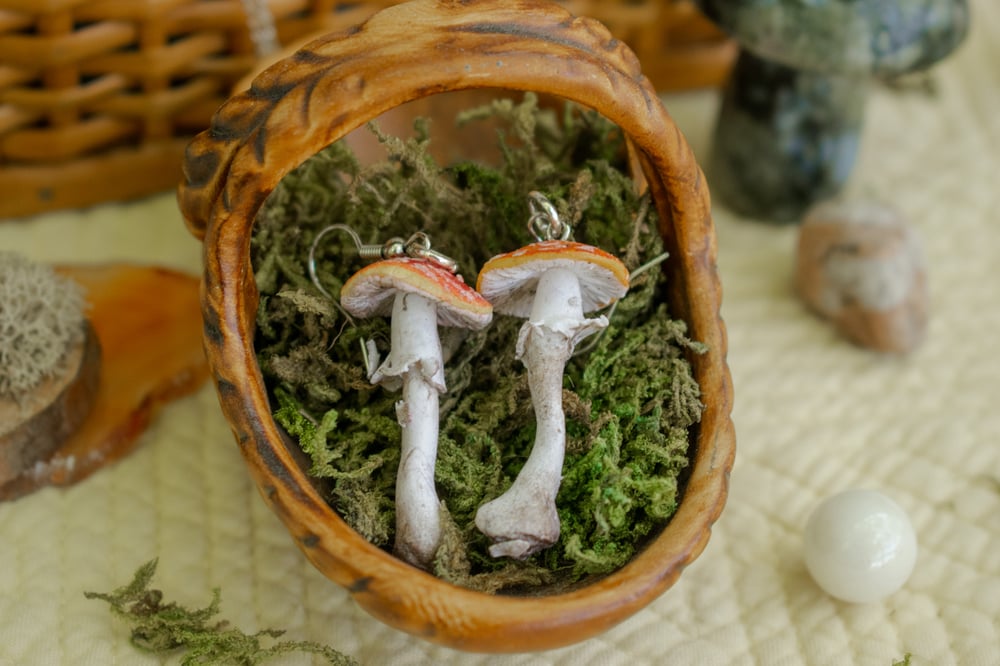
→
(474, 192, 630, 559)
(319, 227, 493, 568)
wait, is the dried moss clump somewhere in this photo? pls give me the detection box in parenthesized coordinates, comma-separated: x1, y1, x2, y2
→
(252, 94, 705, 592)
(0, 252, 85, 400)
(86, 559, 356, 665)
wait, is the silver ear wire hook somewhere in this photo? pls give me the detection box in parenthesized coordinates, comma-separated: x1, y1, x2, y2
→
(306, 224, 359, 327)
(308, 224, 353, 304)
(527, 191, 572, 242)
(309, 224, 458, 288)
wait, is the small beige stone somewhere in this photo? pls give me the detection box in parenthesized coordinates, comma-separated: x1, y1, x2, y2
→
(795, 200, 928, 353)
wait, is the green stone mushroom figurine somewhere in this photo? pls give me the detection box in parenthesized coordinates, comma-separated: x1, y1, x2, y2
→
(697, 0, 969, 223)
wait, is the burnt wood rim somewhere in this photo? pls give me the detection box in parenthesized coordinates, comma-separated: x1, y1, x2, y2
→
(179, 0, 735, 652)
(179, 4, 656, 237)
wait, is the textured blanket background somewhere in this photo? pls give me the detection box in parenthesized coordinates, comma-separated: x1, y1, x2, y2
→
(1, 1, 998, 663)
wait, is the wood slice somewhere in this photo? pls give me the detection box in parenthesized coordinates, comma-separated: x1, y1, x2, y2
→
(0, 265, 209, 501)
(0, 322, 101, 485)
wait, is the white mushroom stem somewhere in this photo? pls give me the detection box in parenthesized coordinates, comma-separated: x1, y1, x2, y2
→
(475, 267, 606, 559)
(372, 292, 445, 568)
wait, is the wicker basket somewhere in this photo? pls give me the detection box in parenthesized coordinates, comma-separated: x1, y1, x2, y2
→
(0, 0, 733, 218)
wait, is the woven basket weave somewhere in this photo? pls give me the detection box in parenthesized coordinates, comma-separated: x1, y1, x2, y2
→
(0, 0, 733, 218)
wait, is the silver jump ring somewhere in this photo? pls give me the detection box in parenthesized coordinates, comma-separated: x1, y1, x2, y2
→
(527, 191, 572, 242)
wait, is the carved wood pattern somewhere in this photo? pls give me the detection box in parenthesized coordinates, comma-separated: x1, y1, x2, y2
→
(178, 0, 734, 652)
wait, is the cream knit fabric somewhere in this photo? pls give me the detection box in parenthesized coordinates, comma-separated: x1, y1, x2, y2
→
(1, 1, 998, 663)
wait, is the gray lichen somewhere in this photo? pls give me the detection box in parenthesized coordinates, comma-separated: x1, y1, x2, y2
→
(0, 252, 86, 400)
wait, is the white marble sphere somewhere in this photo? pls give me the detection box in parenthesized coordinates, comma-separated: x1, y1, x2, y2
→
(803, 489, 917, 603)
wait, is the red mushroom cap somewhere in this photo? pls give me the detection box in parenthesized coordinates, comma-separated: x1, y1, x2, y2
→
(341, 258, 493, 329)
(476, 240, 629, 318)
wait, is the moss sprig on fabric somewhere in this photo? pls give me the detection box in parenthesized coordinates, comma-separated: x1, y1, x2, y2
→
(252, 93, 704, 592)
(85, 559, 356, 665)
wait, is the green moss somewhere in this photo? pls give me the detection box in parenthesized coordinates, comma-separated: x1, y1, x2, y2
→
(85, 559, 356, 665)
(253, 93, 704, 592)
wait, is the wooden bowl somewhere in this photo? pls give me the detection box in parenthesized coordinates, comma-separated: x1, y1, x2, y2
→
(178, 0, 734, 652)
